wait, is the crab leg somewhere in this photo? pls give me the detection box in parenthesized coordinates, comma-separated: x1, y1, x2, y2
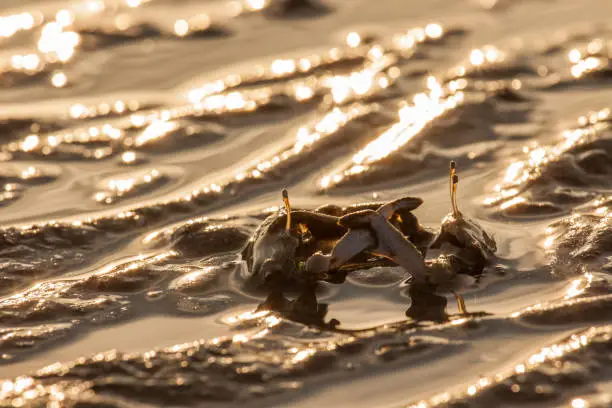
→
(330, 229, 376, 267)
(453, 291, 468, 315)
(339, 210, 427, 281)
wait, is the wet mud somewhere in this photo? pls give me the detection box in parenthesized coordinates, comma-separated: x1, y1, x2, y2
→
(0, 0, 612, 407)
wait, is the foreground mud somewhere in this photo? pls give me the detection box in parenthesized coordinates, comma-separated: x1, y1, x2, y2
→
(0, 0, 611, 407)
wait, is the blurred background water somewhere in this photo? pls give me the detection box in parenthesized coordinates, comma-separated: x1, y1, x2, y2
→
(0, 0, 611, 407)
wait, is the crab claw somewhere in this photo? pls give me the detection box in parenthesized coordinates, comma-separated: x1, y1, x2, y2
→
(337, 209, 377, 229)
(305, 252, 332, 279)
(338, 210, 427, 281)
(377, 196, 423, 220)
(307, 227, 376, 273)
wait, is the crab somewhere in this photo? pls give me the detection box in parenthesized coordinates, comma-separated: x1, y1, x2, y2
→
(308, 161, 497, 317)
(307, 207, 427, 282)
(242, 190, 429, 287)
(242, 189, 342, 287)
(422, 161, 497, 315)
(429, 161, 497, 274)
(315, 197, 433, 255)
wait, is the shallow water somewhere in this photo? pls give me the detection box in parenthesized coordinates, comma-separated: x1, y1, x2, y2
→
(0, 0, 612, 407)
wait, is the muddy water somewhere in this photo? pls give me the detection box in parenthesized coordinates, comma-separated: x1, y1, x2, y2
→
(0, 0, 612, 407)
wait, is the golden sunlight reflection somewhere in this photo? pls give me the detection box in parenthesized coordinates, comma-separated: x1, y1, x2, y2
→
(5, 7, 86, 77)
(174, 19, 189, 37)
(291, 348, 316, 364)
(425, 23, 443, 39)
(89, 252, 175, 284)
(392, 23, 445, 53)
(568, 49, 582, 63)
(543, 235, 555, 249)
(293, 83, 315, 101)
(233, 104, 372, 182)
(571, 398, 588, 408)
(173, 15, 210, 37)
(570, 57, 602, 78)
(294, 107, 360, 152)
(243, 0, 268, 11)
(470, 49, 485, 66)
(186, 23, 445, 108)
(121, 151, 137, 164)
(355, 92, 463, 165)
(499, 196, 526, 211)
(587, 39, 604, 55)
(485, 108, 611, 207)
(107, 178, 135, 194)
(322, 50, 395, 104)
(10, 54, 41, 73)
(51, 71, 68, 88)
(187, 80, 226, 104)
(222, 309, 270, 326)
(314, 41, 513, 189)
(79, 0, 105, 14)
(565, 272, 593, 299)
(198, 91, 257, 112)
(21, 135, 40, 152)
(21, 166, 40, 179)
(225, 317, 279, 344)
(469, 45, 503, 67)
(0, 12, 37, 38)
(413, 327, 605, 407)
(346, 32, 361, 48)
(12, 122, 128, 160)
(319, 77, 464, 189)
(38, 21, 81, 63)
(271, 59, 296, 76)
(568, 39, 611, 79)
(56, 9, 75, 27)
(125, 0, 145, 7)
(135, 120, 179, 147)
(69, 104, 88, 119)
(10, 21, 458, 183)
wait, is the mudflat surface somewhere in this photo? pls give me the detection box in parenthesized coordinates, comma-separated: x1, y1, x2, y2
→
(0, 0, 611, 407)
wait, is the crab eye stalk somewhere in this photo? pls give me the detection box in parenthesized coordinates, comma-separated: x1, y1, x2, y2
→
(451, 174, 460, 218)
(282, 188, 291, 231)
(449, 161, 456, 206)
